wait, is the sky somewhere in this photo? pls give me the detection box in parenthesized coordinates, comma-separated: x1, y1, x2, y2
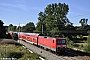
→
(0, 0, 90, 26)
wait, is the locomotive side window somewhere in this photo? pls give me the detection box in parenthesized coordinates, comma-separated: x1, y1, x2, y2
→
(53, 40, 54, 43)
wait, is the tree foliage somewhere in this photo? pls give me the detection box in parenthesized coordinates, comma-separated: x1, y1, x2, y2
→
(22, 22, 35, 33)
(0, 20, 6, 38)
(36, 3, 71, 36)
(79, 18, 88, 30)
(8, 24, 17, 31)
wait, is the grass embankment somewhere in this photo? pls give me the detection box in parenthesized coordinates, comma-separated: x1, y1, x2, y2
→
(0, 39, 45, 60)
(66, 37, 88, 51)
(67, 36, 90, 54)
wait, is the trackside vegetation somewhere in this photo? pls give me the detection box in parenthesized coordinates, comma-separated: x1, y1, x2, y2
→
(0, 39, 46, 60)
(66, 31, 90, 54)
(84, 31, 90, 53)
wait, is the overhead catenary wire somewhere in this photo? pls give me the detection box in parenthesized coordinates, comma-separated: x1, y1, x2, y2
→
(68, 12, 90, 18)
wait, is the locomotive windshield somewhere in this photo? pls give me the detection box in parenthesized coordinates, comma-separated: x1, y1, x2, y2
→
(57, 40, 66, 44)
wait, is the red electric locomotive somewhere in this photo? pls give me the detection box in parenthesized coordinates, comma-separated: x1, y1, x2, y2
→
(38, 36, 66, 53)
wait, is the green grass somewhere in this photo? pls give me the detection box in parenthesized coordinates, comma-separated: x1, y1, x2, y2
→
(0, 39, 46, 60)
(0, 45, 42, 60)
(66, 37, 88, 51)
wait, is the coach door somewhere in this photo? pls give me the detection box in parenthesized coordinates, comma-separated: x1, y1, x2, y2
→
(51, 40, 56, 51)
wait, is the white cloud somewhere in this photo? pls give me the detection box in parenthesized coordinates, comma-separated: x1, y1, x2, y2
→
(4, 23, 25, 27)
(14, 0, 26, 4)
(0, 3, 43, 11)
(0, 3, 17, 7)
(73, 24, 81, 26)
(0, 3, 28, 11)
(12, 24, 25, 27)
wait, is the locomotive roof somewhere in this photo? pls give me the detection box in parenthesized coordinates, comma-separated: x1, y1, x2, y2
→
(25, 33, 39, 35)
(39, 36, 66, 40)
(10, 32, 65, 39)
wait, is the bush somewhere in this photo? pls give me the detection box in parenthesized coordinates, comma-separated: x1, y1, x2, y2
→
(6, 33, 12, 39)
(66, 37, 74, 47)
(86, 36, 90, 53)
(84, 32, 90, 53)
(73, 43, 79, 47)
(7, 52, 24, 58)
(0, 39, 21, 46)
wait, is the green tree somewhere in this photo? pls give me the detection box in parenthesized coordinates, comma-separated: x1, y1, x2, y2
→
(4, 26, 8, 32)
(22, 22, 35, 33)
(36, 3, 70, 36)
(78, 18, 89, 36)
(8, 24, 13, 31)
(37, 12, 46, 34)
(17, 26, 21, 32)
(13, 26, 17, 31)
(35, 22, 43, 33)
(79, 18, 88, 30)
(0, 20, 6, 38)
(21, 26, 25, 32)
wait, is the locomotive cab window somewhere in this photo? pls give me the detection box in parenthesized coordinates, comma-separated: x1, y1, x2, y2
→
(57, 40, 66, 44)
(53, 40, 54, 43)
(62, 40, 65, 44)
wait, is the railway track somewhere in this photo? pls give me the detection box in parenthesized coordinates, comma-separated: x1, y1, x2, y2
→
(19, 40, 90, 60)
(65, 48, 90, 56)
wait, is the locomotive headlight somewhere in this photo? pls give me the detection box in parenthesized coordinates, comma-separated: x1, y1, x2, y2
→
(57, 45, 60, 48)
(62, 45, 66, 48)
(57, 45, 66, 48)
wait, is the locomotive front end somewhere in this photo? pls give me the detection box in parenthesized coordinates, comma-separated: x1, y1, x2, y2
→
(56, 39, 66, 54)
